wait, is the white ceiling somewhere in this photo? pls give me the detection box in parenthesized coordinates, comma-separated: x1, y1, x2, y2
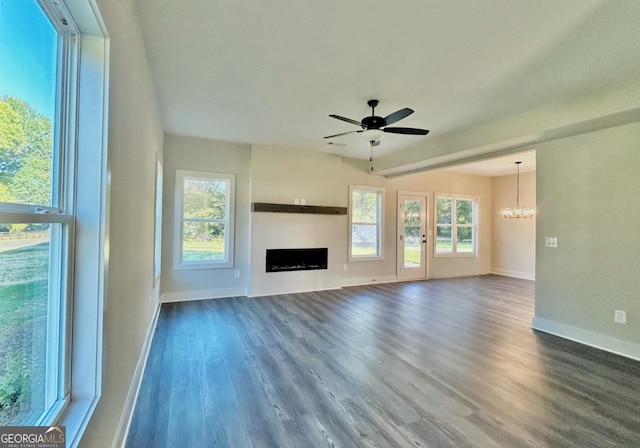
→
(135, 0, 640, 161)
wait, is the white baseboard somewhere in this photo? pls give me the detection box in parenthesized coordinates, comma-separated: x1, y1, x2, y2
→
(532, 316, 640, 361)
(429, 273, 484, 280)
(341, 275, 397, 287)
(492, 268, 535, 281)
(161, 286, 247, 303)
(113, 302, 161, 448)
(248, 285, 343, 298)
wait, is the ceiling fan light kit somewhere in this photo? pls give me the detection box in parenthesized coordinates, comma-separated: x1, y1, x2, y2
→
(360, 128, 384, 143)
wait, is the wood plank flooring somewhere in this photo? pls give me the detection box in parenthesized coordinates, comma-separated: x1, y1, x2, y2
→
(126, 275, 640, 447)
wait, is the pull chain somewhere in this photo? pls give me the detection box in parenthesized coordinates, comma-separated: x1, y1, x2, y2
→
(369, 143, 374, 172)
(516, 161, 521, 208)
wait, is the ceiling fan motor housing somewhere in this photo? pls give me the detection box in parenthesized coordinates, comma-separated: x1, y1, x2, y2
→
(362, 115, 385, 129)
(363, 99, 383, 128)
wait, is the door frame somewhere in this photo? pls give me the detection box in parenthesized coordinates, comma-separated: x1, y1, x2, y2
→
(397, 191, 429, 281)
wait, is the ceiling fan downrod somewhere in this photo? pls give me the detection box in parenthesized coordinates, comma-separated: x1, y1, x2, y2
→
(368, 99, 378, 119)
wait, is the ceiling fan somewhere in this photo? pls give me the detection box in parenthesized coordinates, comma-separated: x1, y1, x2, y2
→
(324, 99, 429, 146)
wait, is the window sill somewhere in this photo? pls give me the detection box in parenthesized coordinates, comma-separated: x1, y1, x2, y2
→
(173, 261, 233, 270)
(349, 255, 384, 262)
(56, 396, 100, 448)
(434, 253, 477, 259)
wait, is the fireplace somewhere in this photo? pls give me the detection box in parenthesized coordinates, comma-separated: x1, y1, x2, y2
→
(266, 248, 328, 273)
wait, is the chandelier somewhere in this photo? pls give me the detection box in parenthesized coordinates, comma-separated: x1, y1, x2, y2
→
(502, 161, 534, 219)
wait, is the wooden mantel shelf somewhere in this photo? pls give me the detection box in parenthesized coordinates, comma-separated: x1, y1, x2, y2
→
(251, 202, 347, 215)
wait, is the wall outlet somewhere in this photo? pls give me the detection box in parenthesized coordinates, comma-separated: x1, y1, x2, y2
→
(614, 310, 627, 324)
(300, 198, 306, 205)
(545, 236, 558, 248)
(294, 198, 300, 205)
(234, 270, 240, 278)
(343, 263, 348, 271)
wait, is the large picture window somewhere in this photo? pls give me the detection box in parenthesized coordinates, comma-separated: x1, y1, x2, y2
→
(174, 170, 235, 269)
(349, 186, 384, 260)
(435, 195, 477, 255)
(0, 0, 73, 425)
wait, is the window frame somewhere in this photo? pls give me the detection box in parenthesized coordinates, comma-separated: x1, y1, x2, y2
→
(40, 1, 111, 445)
(153, 158, 163, 284)
(434, 194, 478, 257)
(348, 185, 385, 261)
(0, 0, 115, 443)
(173, 170, 236, 270)
(0, 0, 78, 427)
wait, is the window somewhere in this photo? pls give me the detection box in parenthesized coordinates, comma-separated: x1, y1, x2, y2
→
(1, 0, 108, 441)
(349, 186, 384, 260)
(174, 170, 235, 269)
(0, 0, 75, 426)
(154, 159, 163, 282)
(435, 195, 477, 255)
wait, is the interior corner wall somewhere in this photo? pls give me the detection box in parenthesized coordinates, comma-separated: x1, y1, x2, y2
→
(339, 158, 392, 284)
(534, 121, 640, 359)
(491, 171, 536, 280)
(161, 134, 252, 300)
(80, 0, 164, 446)
(248, 145, 347, 296)
(340, 159, 493, 284)
(390, 170, 493, 279)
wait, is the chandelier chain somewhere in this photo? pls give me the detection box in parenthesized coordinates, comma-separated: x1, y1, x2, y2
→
(502, 160, 533, 219)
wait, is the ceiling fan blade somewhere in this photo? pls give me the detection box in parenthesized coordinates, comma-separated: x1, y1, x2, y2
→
(323, 130, 359, 139)
(383, 108, 413, 126)
(383, 127, 430, 135)
(329, 114, 363, 127)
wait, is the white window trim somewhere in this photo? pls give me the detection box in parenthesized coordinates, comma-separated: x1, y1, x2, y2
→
(434, 194, 479, 258)
(0, 1, 104, 442)
(47, 2, 110, 447)
(153, 158, 163, 283)
(173, 170, 235, 270)
(348, 185, 385, 262)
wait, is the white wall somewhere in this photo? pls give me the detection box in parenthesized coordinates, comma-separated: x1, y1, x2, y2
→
(161, 134, 251, 301)
(341, 158, 493, 283)
(157, 142, 493, 298)
(249, 145, 346, 296)
(247, 148, 493, 294)
(80, 0, 163, 446)
(534, 122, 640, 359)
(491, 171, 536, 279)
(391, 169, 493, 279)
(339, 159, 391, 284)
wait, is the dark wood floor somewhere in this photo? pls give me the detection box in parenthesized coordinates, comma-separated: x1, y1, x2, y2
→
(126, 275, 640, 447)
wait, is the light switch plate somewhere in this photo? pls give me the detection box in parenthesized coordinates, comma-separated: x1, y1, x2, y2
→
(615, 310, 627, 324)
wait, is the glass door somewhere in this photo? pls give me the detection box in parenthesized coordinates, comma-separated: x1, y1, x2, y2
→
(397, 194, 427, 281)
